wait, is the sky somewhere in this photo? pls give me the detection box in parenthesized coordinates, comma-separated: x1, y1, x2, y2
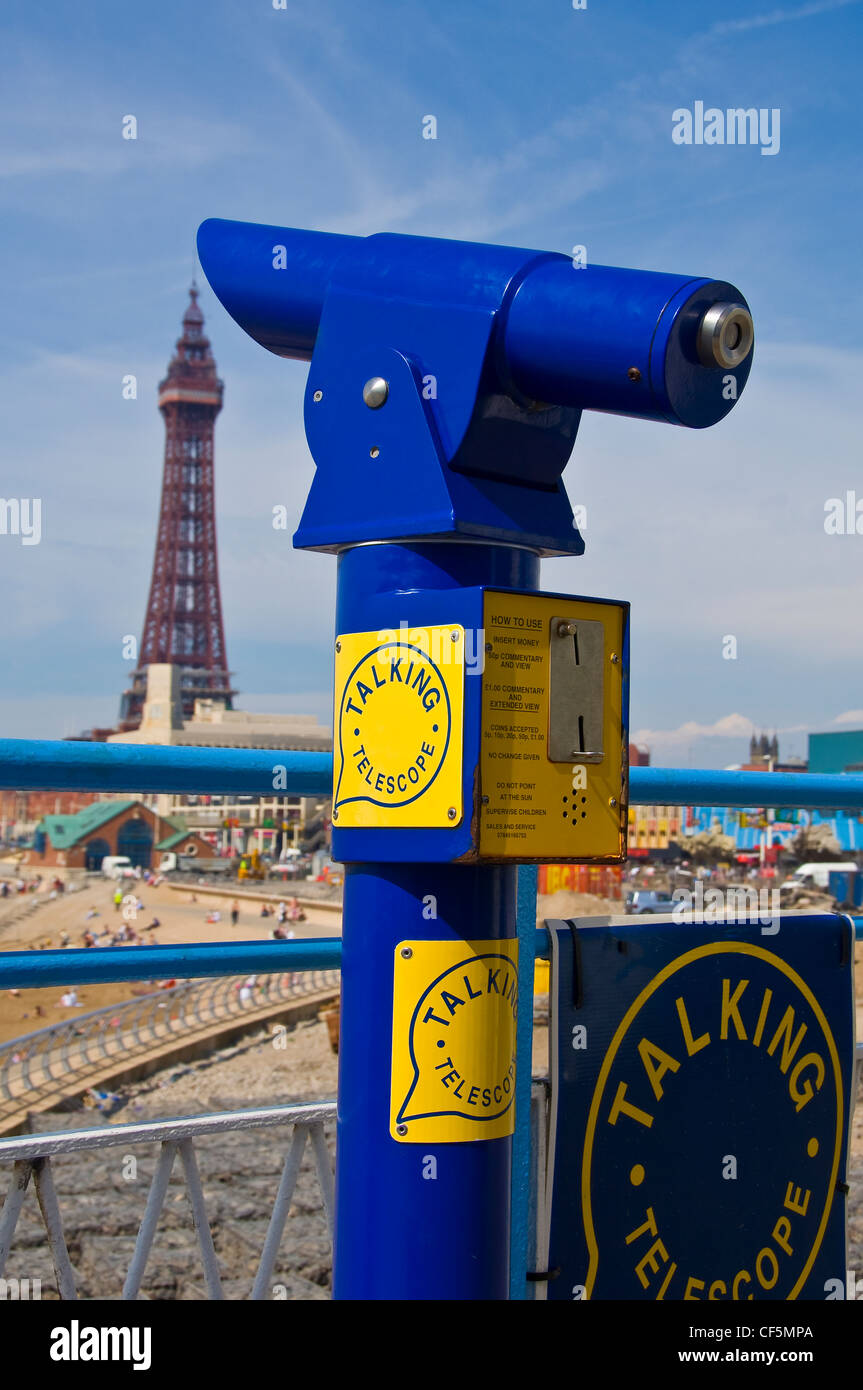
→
(0, 0, 861, 767)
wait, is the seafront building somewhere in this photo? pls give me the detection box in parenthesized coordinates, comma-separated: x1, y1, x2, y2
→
(109, 664, 332, 859)
(23, 800, 210, 871)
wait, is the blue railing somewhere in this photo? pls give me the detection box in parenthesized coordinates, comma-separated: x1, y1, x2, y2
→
(0, 738, 329, 796)
(0, 938, 344, 987)
(4, 737, 863, 807)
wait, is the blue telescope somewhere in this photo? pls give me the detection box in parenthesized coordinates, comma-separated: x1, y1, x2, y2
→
(197, 218, 753, 554)
(195, 216, 755, 1300)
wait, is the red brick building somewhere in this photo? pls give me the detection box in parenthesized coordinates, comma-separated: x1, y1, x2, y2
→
(23, 800, 210, 871)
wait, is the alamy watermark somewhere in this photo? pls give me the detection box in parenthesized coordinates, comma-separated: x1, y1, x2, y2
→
(0, 498, 41, 545)
(824, 491, 863, 535)
(672, 103, 780, 156)
(50, 1320, 151, 1370)
(374, 621, 485, 675)
(0, 1277, 41, 1299)
(672, 883, 781, 935)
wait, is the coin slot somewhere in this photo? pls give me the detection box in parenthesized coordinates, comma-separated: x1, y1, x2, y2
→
(548, 615, 604, 763)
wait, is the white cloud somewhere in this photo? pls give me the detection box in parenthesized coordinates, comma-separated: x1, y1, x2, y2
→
(706, 0, 861, 38)
(633, 714, 756, 746)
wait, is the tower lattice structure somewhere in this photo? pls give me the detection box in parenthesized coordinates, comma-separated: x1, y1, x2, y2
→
(119, 287, 236, 730)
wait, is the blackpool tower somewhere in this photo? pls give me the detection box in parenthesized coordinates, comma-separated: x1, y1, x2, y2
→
(119, 287, 236, 730)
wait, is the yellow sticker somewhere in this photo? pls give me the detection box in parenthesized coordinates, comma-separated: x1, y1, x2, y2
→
(390, 938, 519, 1143)
(333, 627, 464, 828)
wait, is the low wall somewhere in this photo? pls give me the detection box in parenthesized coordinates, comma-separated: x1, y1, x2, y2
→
(165, 881, 343, 914)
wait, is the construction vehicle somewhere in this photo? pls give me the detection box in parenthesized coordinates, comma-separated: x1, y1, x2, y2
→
(237, 849, 268, 881)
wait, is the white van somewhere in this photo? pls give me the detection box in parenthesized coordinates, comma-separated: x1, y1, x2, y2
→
(783, 862, 857, 891)
(101, 856, 133, 880)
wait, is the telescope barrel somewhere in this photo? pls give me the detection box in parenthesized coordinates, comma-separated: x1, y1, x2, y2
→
(502, 259, 752, 426)
(198, 218, 753, 429)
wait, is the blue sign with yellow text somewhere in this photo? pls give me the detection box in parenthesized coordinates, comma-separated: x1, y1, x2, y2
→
(544, 914, 854, 1300)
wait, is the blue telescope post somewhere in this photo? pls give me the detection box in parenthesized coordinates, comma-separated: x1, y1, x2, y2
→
(197, 219, 754, 1299)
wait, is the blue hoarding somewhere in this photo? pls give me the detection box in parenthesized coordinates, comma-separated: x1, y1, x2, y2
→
(544, 913, 855, 1301)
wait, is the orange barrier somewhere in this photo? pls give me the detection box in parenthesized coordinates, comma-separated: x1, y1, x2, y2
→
(537, 864, 623, 899)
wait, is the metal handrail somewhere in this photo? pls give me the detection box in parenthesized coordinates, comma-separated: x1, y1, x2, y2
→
(0, 1101, 338, 1301)
(0, 1100, 337, 1159)
(0, 938, 343, 989)
(630, 765, 863, 809)
(3, 736, 863, 809)
(0, 738, 331, 795)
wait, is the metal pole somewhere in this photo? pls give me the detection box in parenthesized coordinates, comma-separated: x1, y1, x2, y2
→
(332, 541, 538, 1301)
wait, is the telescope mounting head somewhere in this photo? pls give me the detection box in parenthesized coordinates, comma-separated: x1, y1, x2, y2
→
(197, 220, 754, 557)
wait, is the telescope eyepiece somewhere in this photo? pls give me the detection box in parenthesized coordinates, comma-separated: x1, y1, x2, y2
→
(697, 301, 754, 370)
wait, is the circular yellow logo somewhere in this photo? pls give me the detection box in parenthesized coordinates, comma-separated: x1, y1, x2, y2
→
(334, 640, 453, 815)
(581, 942, 844, 1300)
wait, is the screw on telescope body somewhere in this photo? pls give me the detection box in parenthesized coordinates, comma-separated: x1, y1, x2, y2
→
(697, 303, 754, 369)
(363, 377, 389, 409)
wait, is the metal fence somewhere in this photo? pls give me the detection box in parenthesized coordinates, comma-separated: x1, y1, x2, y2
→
(0, 1101, 336, 1300)
(0, 1084, 552, 1301)
(0, 968, 340, 1118)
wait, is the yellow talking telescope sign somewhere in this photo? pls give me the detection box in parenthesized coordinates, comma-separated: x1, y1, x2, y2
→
(333, 627, 465, 829)
(390, 939, 519, 1143)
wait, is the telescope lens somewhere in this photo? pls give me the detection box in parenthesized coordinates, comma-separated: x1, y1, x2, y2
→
(697, 302, 754, 369)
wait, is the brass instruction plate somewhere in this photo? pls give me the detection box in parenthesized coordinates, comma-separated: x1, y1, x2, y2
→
(478, 590, 627, 862)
